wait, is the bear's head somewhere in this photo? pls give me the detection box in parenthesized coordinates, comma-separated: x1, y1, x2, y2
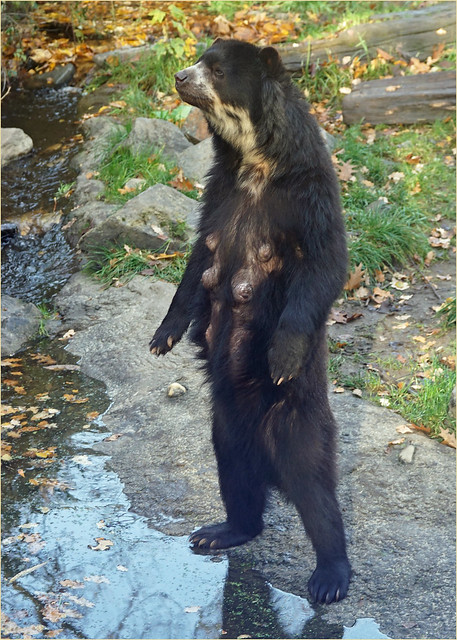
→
(174, 39, 285, 148)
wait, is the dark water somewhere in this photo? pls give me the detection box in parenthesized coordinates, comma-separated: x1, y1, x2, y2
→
(1, 87, 81, 303)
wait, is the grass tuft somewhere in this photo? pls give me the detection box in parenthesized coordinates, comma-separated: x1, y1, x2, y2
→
(346, 205, 428, 275)
(84, 244, 190, 287)
(368, 361, 456, 437)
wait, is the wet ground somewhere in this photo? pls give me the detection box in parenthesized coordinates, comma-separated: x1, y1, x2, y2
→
(1, 343, 391, 639)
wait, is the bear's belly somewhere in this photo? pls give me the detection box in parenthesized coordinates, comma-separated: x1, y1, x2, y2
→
(201, 233, 282, 371)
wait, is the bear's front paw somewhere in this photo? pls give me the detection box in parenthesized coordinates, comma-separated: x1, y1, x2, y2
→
(268, 331, 308, 385)
(149, 324, 180, 356)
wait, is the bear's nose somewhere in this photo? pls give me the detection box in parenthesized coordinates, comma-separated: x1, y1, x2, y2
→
(175, 70, 188, 83)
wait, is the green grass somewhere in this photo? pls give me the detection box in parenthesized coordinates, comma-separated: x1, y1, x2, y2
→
(336, 120, 455, 274)
(93, 124, 198, 204)
(346, 205, 428, 275)
(84, 244, 190, 287)
(367, 359, 456, 437)
(36, 303, 57, 337)
(98, 146, 177, 204)
(436, 297, 456, 329)
(86, 36, 195, 119)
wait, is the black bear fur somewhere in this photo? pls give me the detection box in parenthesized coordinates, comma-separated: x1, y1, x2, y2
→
(150, 39, 351, 604)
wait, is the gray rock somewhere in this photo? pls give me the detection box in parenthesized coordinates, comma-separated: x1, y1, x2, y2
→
(167, 382, 187, 397)
(71, 117, 126, 174)
(1, 222, 18, 239)
(177, 137, 214, 185)
(125, 117, 191, 162)
(182, 107, 210, 143)
(1, 295, 41, 355)
(22, 63, 75, 90)
(367, 198, 392, 214)
(320, 127, 338, 151)
(78, 85, 127, 116)
(124, 177, 147, 191)
(73, 173, 105, 206)
(93, 45, 154, 67)
(1, 128, 33, 166)
(78, 183, 200, 252)
(82, 115, 125, 139)
(399, 443, 415, 464)
(63, 201, 118, 248)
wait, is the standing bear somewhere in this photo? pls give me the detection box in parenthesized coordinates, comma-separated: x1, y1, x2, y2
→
(150, 38, 351, 604)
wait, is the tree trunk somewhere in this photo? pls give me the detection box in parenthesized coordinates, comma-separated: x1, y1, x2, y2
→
(341, 71, 456, 124)
(278, 3, 456, 72)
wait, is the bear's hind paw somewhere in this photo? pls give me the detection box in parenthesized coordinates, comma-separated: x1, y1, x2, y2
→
(308, 558, 351, 604)
(189, 522, 257, 551)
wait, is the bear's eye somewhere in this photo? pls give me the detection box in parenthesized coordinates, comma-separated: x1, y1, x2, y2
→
(213, 68, 224, 79)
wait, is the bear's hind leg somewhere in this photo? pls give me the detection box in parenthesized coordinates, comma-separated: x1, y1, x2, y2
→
(190, 411, 267, 551)
(274, 409, 351, 604)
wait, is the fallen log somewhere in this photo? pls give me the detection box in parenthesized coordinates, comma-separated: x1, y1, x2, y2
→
(341, 70, 456, 124)
(278, 3, 456, 72)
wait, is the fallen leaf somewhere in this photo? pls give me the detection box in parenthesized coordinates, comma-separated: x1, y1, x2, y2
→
(392, 322, 409, 330)
(388, 171, 405, 183)
(344, 263, 364, 291)
(42, 604, 81, 622)
(30, 353, 57, 365)
(60, 579, 85, 589)
(354, 286, 370, 300)
(72, 455, 92, 466)
(390, 278, 410, 291)
(44, 364, 80, 371)
(1, 614, 44, 637)
(31, 408, 60, 421)
(84, 575, 110, 584)
(396, 424, 414, 434)
(88, 537, 114, 551)
(103, 433, 123, 442)
(438, 428, 456, 449)
(1, 358, 22, 367)
(66, 595, 95, 608)
(336, 160, 356, 182)
(59, 329, 75, 341)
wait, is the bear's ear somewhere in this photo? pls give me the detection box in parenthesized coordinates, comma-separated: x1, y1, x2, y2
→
(212, 37, 223, 46)
(259, 46, 282, 77)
